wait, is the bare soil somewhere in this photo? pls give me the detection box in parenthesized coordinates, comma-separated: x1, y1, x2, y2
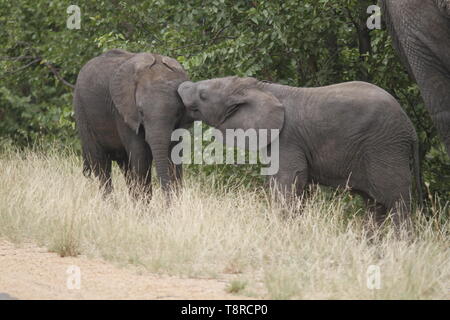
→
(0, 239, 249, 300)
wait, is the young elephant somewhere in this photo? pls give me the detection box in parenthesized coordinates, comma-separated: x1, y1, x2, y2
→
(177, 77, 422, 226)
(74, 49, 192, 198)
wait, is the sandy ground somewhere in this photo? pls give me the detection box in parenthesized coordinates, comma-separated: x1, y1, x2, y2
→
(0, 239, 249, 300)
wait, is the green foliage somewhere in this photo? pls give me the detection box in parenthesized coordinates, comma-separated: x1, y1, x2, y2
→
(0, 0, 448, 201)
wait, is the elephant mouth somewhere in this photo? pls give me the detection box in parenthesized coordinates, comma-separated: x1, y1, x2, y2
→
(187, 104, 199, 112)
(188, 109, 204, 122)
(177, 90, 200, 114)
(181, 103, 203, 121)
(177, 82, 208, 122)
(177, 92, 196, 113)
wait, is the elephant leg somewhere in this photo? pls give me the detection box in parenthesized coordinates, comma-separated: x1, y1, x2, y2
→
(126, 142, 153, 200)
(169, 141, 183, 181)
(167, 141, 183, 195)
(115, 116, 153, 199)
(388, 191, 412, 234)
(359, 192, 388, 229)
(90, 154, 113, 196)
(365, 158, 412, 232)
(359, 192, 397, 241)
(117, 157, 129, 176)
(272, 147, 309, 206)
(77, 122, 113, 196)
(384, 162, 413, 232)
(414, 64, 450, 156)
(116, 157, 131, 187)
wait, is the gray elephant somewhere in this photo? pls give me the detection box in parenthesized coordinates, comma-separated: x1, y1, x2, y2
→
(380, 0, 450, 156)
(177, 77, 422, 226)
(73, 49, 192, 197)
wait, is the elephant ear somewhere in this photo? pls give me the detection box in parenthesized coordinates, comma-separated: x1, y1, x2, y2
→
(110, 53, 156, 133)
(161, 56, 184, 72)
(218, 88, 285, 150)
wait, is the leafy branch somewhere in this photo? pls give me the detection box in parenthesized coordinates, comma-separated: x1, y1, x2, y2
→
(2, 56, 74, 89)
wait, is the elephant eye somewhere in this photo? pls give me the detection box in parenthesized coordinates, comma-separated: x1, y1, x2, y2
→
(199, 90, 207, 101)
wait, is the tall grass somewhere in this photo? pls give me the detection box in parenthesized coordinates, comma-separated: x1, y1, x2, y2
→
(0, 148, 448, 299)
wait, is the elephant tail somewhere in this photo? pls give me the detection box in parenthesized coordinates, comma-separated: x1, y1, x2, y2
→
(412, 137, 424, 206)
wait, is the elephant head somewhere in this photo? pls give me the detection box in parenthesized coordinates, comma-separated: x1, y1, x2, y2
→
(110, 53, 190, 192)
(177, 77, 284, 150)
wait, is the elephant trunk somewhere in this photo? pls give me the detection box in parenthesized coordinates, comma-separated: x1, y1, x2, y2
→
(145, 123, 175, 195)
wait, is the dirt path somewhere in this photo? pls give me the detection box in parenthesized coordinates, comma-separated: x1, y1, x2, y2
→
(0, 239, 248, 300)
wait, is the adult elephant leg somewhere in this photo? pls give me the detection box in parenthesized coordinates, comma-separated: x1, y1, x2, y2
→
(416, 68, 450, 156)
(381, 0, 450, 155)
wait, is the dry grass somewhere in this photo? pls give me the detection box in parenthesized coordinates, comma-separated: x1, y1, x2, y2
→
(0, 148, 448, 299)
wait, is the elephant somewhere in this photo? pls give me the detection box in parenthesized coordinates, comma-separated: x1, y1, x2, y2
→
(380, 0, 450, 156)
(73, 49, 192, 198)
(177, 76, 422, 227)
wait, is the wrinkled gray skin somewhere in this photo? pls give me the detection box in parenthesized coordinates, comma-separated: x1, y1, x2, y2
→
(178, 77, 422, 226)
(380, 0, 450, 156)
(73, 49, 192, 198)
